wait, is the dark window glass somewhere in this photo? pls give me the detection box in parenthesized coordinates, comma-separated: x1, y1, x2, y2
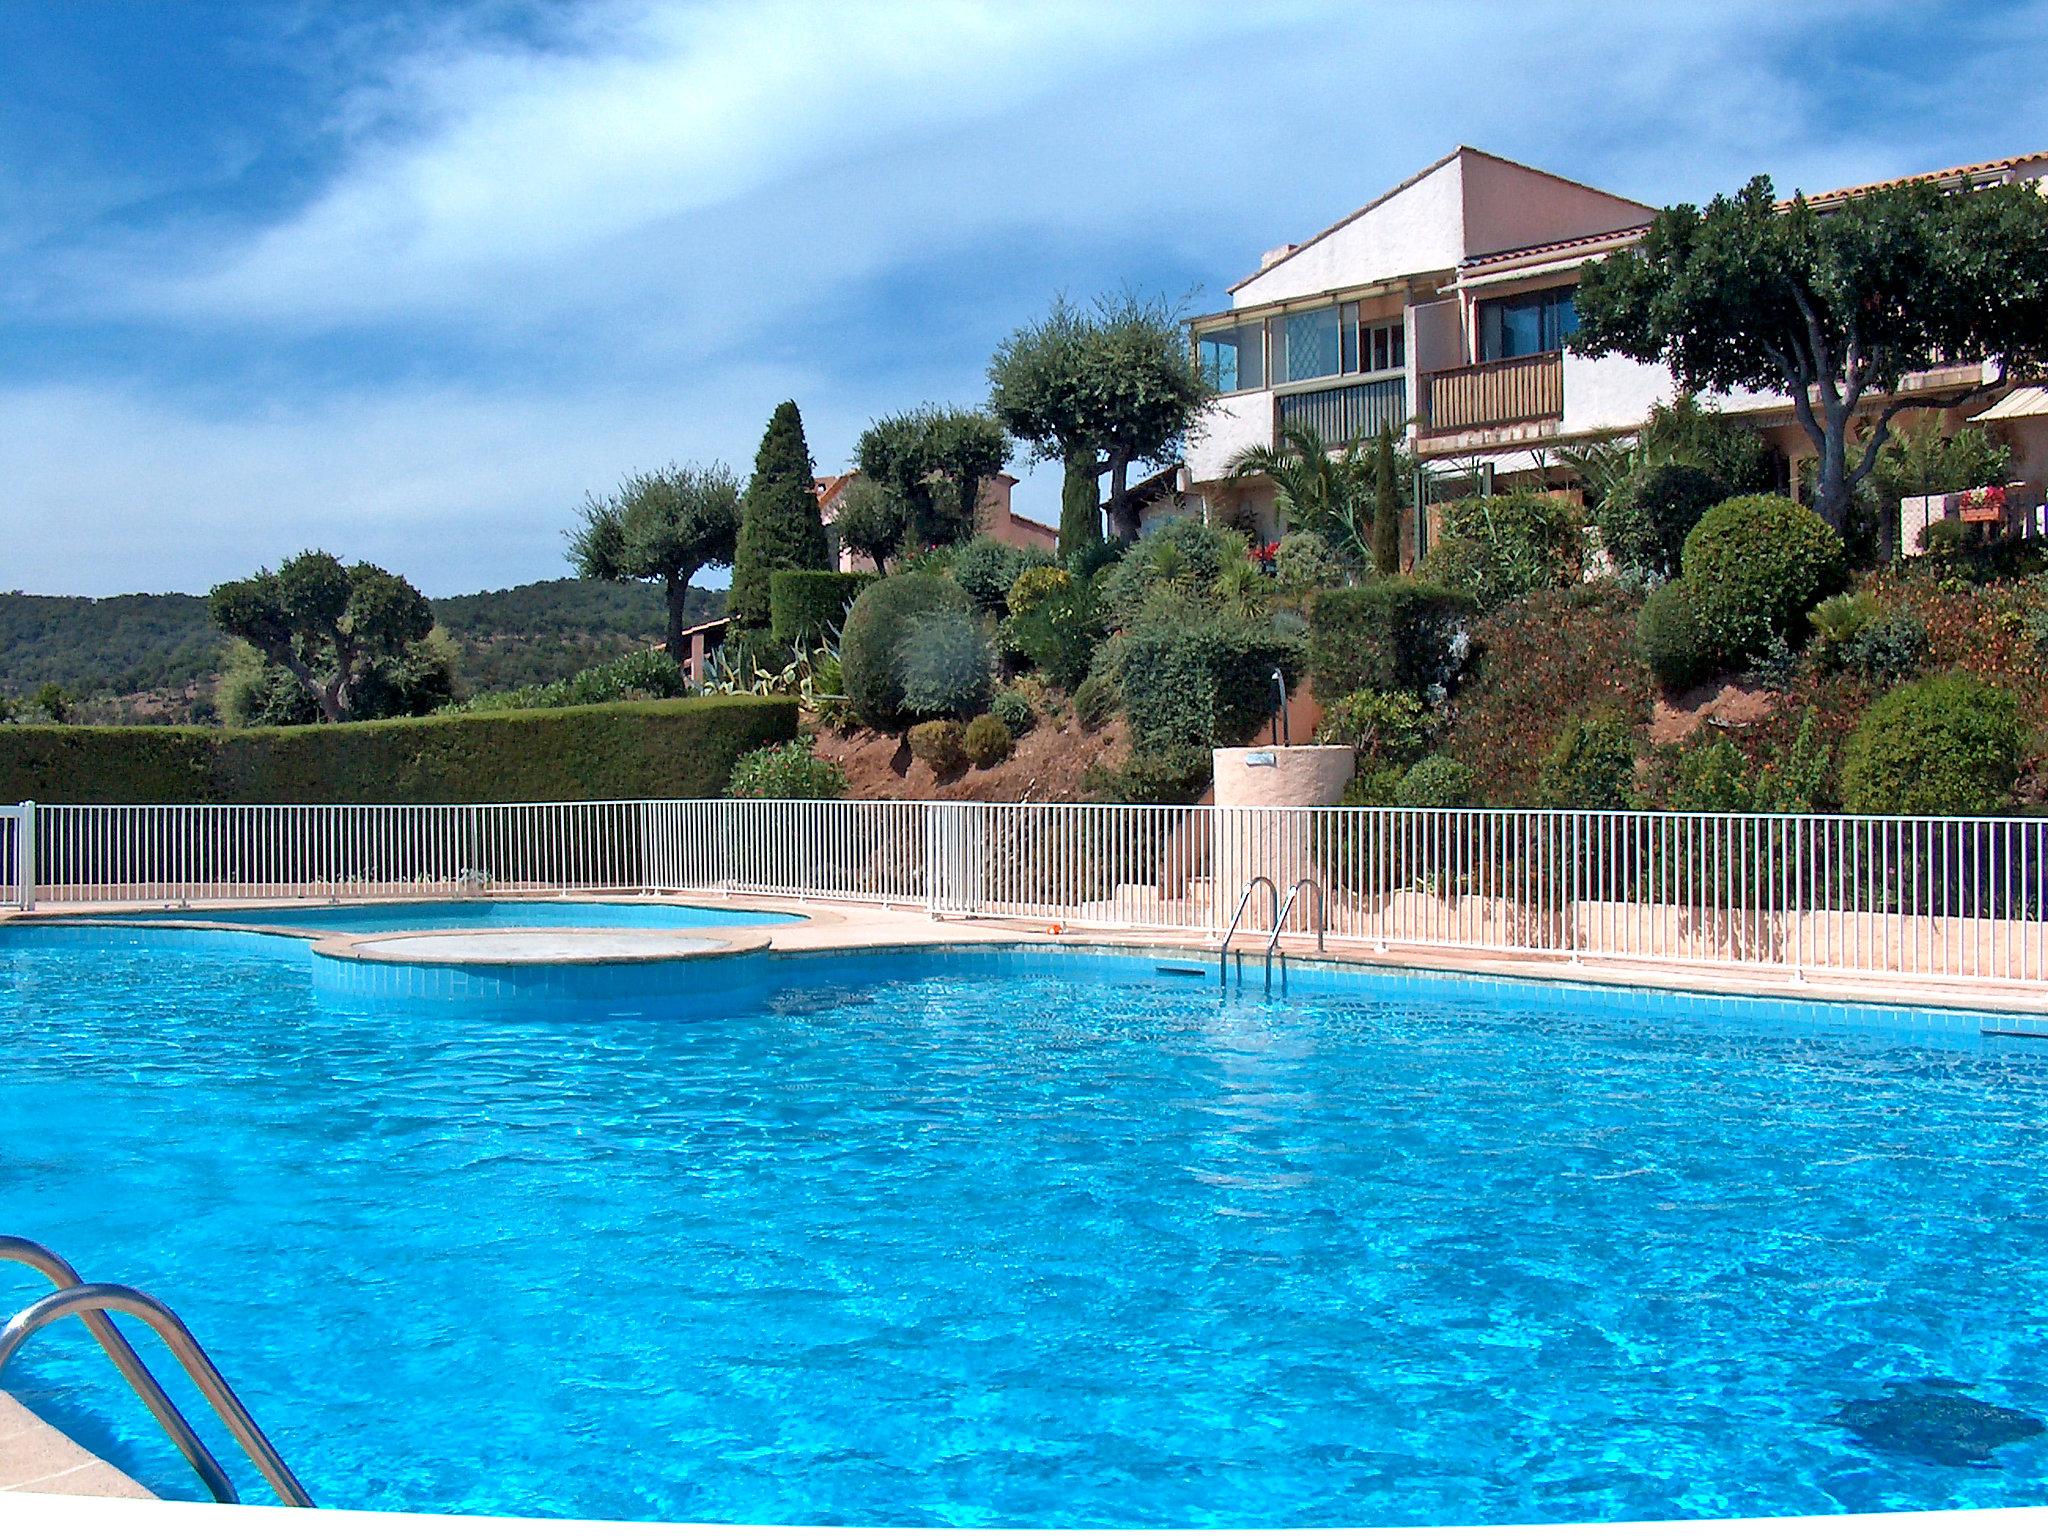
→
(1477, 286, 1580, 361)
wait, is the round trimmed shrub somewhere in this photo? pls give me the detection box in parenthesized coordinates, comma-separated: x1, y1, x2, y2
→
(1597, 463, 1727, 576)
(963, 713, 1014, 768)
(990, 688, 1034, 737)
(951, 537, 1053, 614)
(1394, 753, 1473, 808)
(840, 572, 971, 727)
(906, 719, 967, 775)
(1637, 578, 1716, 690)
(897, 608, 994, 720)
(1275, 531, 1347, 592)
(1680, 494, 1847, 663)
(1839, 673, 2024, 815)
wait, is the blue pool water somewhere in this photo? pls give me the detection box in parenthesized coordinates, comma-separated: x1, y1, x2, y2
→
(78, 898, 801, 933)
(4, 925, 2048, 1526)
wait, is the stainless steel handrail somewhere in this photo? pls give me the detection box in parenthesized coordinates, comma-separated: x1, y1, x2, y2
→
(1218, 875, 1279, 985)
(0, 1267, 313, 1507)
(0, 1237, 237, 1503)
(1263, 877, 1328, 991)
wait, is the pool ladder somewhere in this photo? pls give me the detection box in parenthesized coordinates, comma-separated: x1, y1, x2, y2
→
(0, 1236, 313, 1506)
(1219, 876, 1326, 991)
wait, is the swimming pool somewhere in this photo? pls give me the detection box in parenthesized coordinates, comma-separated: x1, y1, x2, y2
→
(4, 924, 2048, 1526)
(68, 898, 802, 933)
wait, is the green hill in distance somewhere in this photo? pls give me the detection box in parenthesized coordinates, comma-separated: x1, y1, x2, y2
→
(0, 578, 726, 723)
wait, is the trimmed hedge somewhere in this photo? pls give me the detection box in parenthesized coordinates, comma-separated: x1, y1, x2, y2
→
(1116, 624, 1303, 751)
(770, 570, 873, 648)
(0, 696, 796, 804)
(1309, 580, 1470, 702)
(1839, 673, 2024, 815)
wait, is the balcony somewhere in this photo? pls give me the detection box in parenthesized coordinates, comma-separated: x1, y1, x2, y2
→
(1274, 375, 1408, 446)
(1423, 353, 1564, 434)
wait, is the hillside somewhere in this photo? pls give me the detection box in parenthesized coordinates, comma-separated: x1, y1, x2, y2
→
(0, 578, 724, 722)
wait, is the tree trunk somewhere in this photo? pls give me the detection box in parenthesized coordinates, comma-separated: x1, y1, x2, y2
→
(1812, 417, 1852, 535)
(1104, 452, 1138, 543)
(1057, 453, 1102, 559)
(664, 574, 693, 669)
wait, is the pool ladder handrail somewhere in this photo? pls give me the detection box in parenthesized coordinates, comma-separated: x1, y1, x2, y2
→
(0, 1236, 313, 1507)
(1218, 876, 1279, 986)
(1262, 877, 1328, 991)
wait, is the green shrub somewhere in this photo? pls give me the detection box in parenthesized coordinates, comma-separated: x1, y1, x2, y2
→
(1636, 579, 1715, 691)
(1667, 733, 1754, 812)
(0, 696, 795, 804)
(455, 647, 687, 713)
(1275, 532, 1347, 593)
(897, 609, 994, 720)
(1809, 590, 1878, 650)
(769, 570, 872, 648)
(1314, 688, 1431, 764)
(1535, 709, 1638, 809)
(840, 572, 971, 727)
(906, 719, 967, 775)
(1394, 753, 1474, 808)
(1839, 610, 1928, 687)
(1419, 491, 1585, 612)
(1308, 580, 1470, 702)
(1116, 620, 1303, 752)
(1597, 463, 1727, 576)
(963, 713, 1014, 768)
(1339, 764, 1406, 807)
(1839, 674, 2024, 815)
(725, 735, 847, 799)
(1072, 668, 1120, 729)
(950, 537, 1053, 614)
(1096, 518, 1244, 626)
(1751, 707, 1831, 813)
(1681, 494, 1848, 664)
(1081, 744, 1212, 805)
(1004, 567, 1103, 690)
(990, 689, 1035, 737)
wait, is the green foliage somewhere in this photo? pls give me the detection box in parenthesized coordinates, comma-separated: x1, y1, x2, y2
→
(1115, 619, 1303, 752)
(1274, 532, 1346, 594)
(1636, 578, 1715, 690)
(1869, 417, 2012, 516)
(1394, 753, 1474, 808)
(1751, 708, 1831, 813)
(830, 478, 911, 573)
(988, 293, 1212, 541)
(1419, 491, 1585, 613)
(989, 689, 1035, 737)
(1007, 564, 1073, 617)
(1838, 609, 1928, 687)
(950, 536, 1053, 614)
(731, 401, 829, 631)
(1097, 517, 1245, 626)
(1308, 580, 1470, 701)
(567, 461, 740, 660)
(1641, 394, 1778, 494)
(1315, 688, 1431, 764)
(1372, 423, 1402, 576)
(839, 572, 972, 727)
(217, 639, 320, 727)
(906, 719, 968, 774)
(0, 696, 795, 805)
(1536, 709, 1638, 809)
(207, 550, 444, 723)
(769, 570, 872, 649)
(1681, 493, 1849, 663)
(963, 713, 1014, 768)
(1072, 668, 1120, 729)
(1225, 420, 1374, 569)
(1005, 568, 1103, 691)
(1573, 174, 2048, 530)
(1081, 744, 1212, 805)
(1596, 463, 1728, 576)
(725, 734, 846, 799)
(855, 407, 1011, 550)
(1667, 733, 1754, 812)
(1839, 673, 2024, 814)
(1810, 590, 1879, 649)
(1057, 454, 1103, 559)
(451, 646, 687, 713)
(897, 608, 995, 720)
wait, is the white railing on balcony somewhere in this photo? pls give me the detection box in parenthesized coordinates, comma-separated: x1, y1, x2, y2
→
(10, 801, 2048, 987)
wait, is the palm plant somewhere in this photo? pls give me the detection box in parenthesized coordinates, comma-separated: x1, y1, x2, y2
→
(1225, 421, 1379, 569)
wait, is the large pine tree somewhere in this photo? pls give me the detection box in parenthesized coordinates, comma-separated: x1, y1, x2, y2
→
(730, 400, 828, 631)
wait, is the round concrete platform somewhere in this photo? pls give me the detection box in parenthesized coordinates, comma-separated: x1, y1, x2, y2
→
(317, 928, 764, 967)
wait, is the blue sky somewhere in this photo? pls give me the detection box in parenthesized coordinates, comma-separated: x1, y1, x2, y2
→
(2, 0, 2042, 597)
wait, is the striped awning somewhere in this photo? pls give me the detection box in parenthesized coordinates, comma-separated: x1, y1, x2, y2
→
(1971, 386, 2048, 421)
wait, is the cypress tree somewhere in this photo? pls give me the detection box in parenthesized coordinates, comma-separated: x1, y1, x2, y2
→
(1058, 452, 1103, 559)
(1372, 423, 1402, 575)
(731, 400, 828, 631)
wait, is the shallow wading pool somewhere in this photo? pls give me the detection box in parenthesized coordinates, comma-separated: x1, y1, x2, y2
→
(3, 923, 2047, 1526)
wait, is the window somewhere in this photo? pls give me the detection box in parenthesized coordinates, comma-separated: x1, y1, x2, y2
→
(1363, 320, 1404, 374)
(1280, 307, 1342, 384)
(1478, 286, 1578, 361)
(1197, 323, 1265, 392)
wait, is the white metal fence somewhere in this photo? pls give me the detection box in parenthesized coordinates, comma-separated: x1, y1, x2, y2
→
(10, 799, 2048, 986)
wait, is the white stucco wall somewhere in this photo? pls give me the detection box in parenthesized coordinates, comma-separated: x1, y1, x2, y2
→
(1231, 160, 1466, 309)
(1559, 352, 1675, 435)
(1185, 390, 1274, 484)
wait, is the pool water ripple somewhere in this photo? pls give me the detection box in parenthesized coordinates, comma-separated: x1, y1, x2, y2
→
(3, 928, 2048, 1525)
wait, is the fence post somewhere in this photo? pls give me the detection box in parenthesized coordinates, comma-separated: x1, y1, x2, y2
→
(16, 801, 35, 911)
(1790, 814, 1805, 984)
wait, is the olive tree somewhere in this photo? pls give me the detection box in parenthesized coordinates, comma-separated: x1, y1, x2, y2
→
(568, 461, 741, 660)
(989, 294, 1213, 550)
(1573, 175, 2048, 543)
(854, 406, 1010, 551)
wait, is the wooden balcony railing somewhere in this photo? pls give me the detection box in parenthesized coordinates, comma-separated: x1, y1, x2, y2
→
(1424, 352, 1564, 433)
